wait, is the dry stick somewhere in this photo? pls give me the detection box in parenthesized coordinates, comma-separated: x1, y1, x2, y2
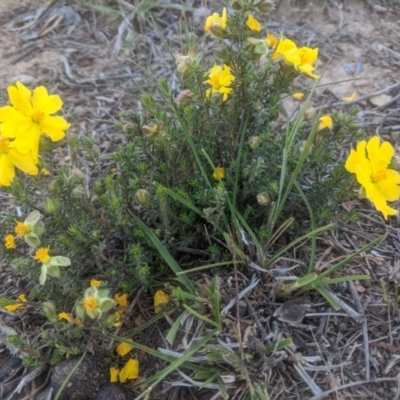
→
(309, 377, 397, 400)
(330, 81, 400, 108)
(349, 280, 370, 381)
(324, 290, 364, 322)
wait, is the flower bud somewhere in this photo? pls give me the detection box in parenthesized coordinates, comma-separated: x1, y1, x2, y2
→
(71, 168, 85, 183)
(93, 181, 107, 196)
(248, 136, 260, 150)
(176, 55, 191, 79)
(72, 185, 86, 197)
(136, 189, 150, 206)
(44, 199, 61, 214)
(42, 301, 57, 323)
(175, 90, 193, 106)
(247, 37, 267, 56)
(256, 0, 275, 13)
(304, 107, 315, 121)
(257, 193, 270, 206)
(141, 122, 159, 138)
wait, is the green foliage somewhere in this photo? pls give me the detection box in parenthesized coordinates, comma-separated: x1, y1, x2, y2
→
(0, 0, 370, 394)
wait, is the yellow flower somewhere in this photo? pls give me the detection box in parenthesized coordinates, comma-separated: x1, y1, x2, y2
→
(154, 290, 170, 314)
(205, 65, 235, 102)
(34, 247, 51, 264)
(0, 82, 70, 163)
(318, 116, 333, 131)
(90, 279, 101, 288)
(119, 359, 139, 383)
(114, 293, 128, 307)
(110, 367, 119, 383)
(4, 294, 27, 312)
(292, 92, 305, 100)
(74, 317, 84, 327)
(83, 296, 99, 313)
(272, 38, 297, 61)
(116, 342, 133, 357)
(343, 92, 357, 102)
(58, 312, 71, 323)
(4, 303, 24, 312)
(213, 167, 225, 181)
(246, 15, 261, 32)
(0, 135, 38, 186)
(18, 294, 27, 302)
(15, 222, 30, 237)
(4, 234, 16, 249)
(40, 168, 50, 175)
(204, 8, 227, 37)
(345, 136, 400, 219)
(265, 33, 278, 48)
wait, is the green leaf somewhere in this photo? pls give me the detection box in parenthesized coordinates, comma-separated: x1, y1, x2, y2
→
(46, 264, 60, 279)
(25, 233, 40, 248)
(25, 210, 40, 225)
(127, 210, 195, 294)
(50, 256, 71, 266)
(166, 312, 185, 345)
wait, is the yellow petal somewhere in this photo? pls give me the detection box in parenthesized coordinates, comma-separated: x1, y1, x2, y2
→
(154, 290, 170, 314)
(90, 279, 101, 287)
(0, 154, 15, 186)
(8, 82, 33, 116)
(110, 367, 119, 383)
(116, 342, 133, 357)
(292, 92, 304, 100)
(40, 115, 70, 141)
(119, 359, 139, 383)
(4, 303, 24, 312)
(114, 293, 128, 307)
(58, 312, 71, 323)
(18, 294, 27, 302)
(318, 115, 333, 131)
(342, 92, 357, 102)
(7, 147, 38, 176)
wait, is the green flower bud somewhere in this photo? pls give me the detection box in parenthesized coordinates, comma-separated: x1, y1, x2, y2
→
(136, 189, 150, 206)
(44, 199, 61, 214)
(42, 301, 57, 323)
(256, 0, 275, 13)
(93, 181, 107, 196)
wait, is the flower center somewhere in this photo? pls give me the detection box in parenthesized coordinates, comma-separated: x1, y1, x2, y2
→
(0, 138, 9, 154)
(210, 75, 221, 89)
(32, 110, 45, 123)
(372, 169, 387, 183)
(83, 296, 99, 313)
(34, 247, 51, 264)
(15, 222, 30, 237)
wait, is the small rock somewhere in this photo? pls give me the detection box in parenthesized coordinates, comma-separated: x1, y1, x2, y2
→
(51, 355, 108, 400)
(274, 302, 307, 324)
(93, 383, 134, 400)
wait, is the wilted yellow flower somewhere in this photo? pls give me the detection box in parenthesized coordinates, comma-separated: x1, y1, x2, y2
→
(83, 296, 99, 313)
(265, 33, 278, 48)
(205, 65, 235, 102)
(343, 92, 357, 102)
(318, 116, 333, 131)
(4, 234, 16, 249)
(119, 359, 139, 383)
(58, 312, 71, 323)
(116, 342, 133, 357)
(213, 167, 225, 181)
(292, 92, 305, 100)
(154, 290, 170, 314)
(114, 293, 128, 307)
(204, 8, 227, 37)
(4, 303, 24, 312)
(74, 317, 84, 327)
(0, 82, 70, 163)
(4, 294, 27, 312)
(34, 247, 51, 264)
(110, 367, 119, 383)
(345, 136, 400, 219)
(246, 15, 261, 32)
(18, 294, 27, 302)
(15, 222, 30, 238)
(90, 279, 101, 288)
